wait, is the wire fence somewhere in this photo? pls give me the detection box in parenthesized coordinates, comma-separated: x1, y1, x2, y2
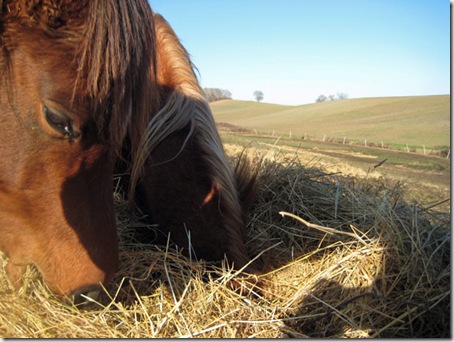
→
(217, 124, 450, 159)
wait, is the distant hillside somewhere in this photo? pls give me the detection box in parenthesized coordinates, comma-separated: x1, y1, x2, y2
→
(210, 95, 450, 148)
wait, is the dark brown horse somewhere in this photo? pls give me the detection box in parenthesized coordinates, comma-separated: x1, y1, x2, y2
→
(0, 0, 257, 303)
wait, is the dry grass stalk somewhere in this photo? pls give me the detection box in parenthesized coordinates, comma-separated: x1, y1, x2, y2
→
(0, 147, 450, 338)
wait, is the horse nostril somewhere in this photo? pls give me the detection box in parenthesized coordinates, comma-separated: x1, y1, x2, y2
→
(70, 285, 102, 305)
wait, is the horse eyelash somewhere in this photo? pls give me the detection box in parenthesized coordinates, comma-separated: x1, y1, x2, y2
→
(43, 106, 79, 139)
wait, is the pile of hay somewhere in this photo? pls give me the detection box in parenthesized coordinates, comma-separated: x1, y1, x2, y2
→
(0, 147, 450, 338)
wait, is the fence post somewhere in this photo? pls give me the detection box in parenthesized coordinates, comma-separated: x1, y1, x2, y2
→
(406, 144, 410, 153)
(381, 141, 384, 149)
(423, 145, 426, 155)
(323, 134, 326, 142)
(447, 149, 451, 159)
(365, 139, 367, 147)
(343, 137, 346, 145)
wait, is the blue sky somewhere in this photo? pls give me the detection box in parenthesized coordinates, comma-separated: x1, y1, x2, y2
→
(149, 1, 450, 105)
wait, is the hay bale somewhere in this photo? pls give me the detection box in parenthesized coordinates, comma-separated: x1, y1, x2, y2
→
(0, 147, 450, 338)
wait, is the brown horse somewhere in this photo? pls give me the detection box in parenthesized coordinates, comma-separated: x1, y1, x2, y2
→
(0, 0, 257, 303)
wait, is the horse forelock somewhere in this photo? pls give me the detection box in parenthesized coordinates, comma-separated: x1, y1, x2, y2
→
(1, 0, 158, 157)
(77, 0, 158, 156)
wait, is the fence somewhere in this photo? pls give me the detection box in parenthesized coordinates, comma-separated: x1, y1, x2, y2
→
(219, 124, 450, 159)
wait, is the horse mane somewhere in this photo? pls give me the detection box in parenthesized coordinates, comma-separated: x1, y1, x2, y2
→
(129, 15, 256, 263)
(1, 0, 158, 162)
(129, 13, 206, 193)
(130, 14, 234, 196)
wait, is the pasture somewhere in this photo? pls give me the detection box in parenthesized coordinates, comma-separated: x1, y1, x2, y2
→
(211, 95, 450, 150)
(0, 141, 450, 338)
(220, 132, 450, 212)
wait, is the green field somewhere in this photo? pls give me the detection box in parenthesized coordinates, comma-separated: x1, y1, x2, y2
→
(210, 95, 450, 149)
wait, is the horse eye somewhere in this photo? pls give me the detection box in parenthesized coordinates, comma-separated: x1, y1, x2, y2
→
(43, 106, 79, 139)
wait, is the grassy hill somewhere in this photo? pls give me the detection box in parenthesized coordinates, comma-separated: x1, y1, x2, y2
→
(210, 95, 450, 148)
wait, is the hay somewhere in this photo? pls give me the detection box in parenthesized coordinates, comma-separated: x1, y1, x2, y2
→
(0, 147, 450, 338)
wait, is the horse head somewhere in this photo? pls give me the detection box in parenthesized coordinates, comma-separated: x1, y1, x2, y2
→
(0, 0, 156, 303)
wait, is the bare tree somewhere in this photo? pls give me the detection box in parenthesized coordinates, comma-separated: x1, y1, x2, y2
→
(316, 94, 327, 103)
(316, 92, 349, 103)
(253, 90, 264, 102)
(337, 92, 348, 100)
(203, 88, 232, 102)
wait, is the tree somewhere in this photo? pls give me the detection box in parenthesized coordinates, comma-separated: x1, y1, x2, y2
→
(316, 94, 327, 103)
(316, 92, 349, 103)
(223, 89, 232, 99)
(253, 90, 264, 102)
(203, 88, 232, 102)
(337, 92, 348, 100)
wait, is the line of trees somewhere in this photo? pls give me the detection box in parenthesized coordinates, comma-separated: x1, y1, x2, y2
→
(204, 88, 350, 104)
(316, 92, 348, 103)
(203, 88, 265, 103)
(203, 88, 232, 102)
